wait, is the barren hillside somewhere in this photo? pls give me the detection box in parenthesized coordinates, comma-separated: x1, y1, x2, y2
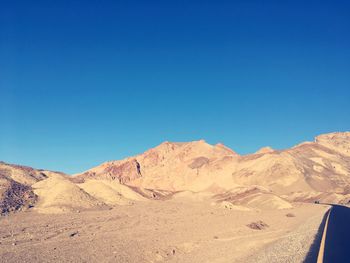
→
(1, 132, 350, 215)
(75, 132, 350, 205)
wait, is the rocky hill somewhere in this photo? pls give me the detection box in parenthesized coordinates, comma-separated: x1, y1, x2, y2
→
(1, 131, 350, 215)
(76, 132, 350, 200)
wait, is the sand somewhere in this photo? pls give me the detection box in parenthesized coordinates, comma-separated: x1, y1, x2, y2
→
(0, 199, 327, 263)
(32, 174, 104, 214)
(78, 179, 147, 205)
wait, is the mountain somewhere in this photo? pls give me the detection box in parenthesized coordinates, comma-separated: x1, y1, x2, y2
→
(75, 132, 350, 203)
(75, 140, 239, 191)
(0, 162, 49, 214)
(1, 131, 350, 215)
(0, 162, 146, 214)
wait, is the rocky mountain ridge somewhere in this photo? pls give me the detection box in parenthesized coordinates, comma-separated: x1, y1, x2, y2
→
(1, 131, 350, 214)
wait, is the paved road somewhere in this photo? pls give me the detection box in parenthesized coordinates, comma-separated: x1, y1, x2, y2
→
(322, 205, 350, 262)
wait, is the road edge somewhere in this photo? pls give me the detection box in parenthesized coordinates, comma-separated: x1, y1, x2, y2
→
(316, 208, 331, 263)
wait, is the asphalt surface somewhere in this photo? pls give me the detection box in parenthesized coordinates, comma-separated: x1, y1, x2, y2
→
(322, 205, 350, 262)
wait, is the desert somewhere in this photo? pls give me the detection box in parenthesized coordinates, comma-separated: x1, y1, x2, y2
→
(1, 132, 349, 262)
(0, 198, 327, 263)
(3, 1, 350, 261)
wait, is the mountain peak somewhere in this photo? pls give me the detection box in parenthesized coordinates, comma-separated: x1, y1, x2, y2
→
(255, 146, 274, 154)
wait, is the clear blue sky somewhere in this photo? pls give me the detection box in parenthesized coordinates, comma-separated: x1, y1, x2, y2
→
(1, 0, 350, 174)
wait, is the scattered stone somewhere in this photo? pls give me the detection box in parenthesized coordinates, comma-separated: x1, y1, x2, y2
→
(69, 231, 79, 237)
(247, 220, 269, 230)
(213, 236, 219, 239)
(286, 213, 296, 217)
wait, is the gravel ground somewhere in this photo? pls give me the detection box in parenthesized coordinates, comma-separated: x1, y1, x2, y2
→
(0, 202, 328, 263)
(245, 205, 329, 263)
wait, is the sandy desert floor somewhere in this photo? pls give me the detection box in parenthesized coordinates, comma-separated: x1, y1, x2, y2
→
(0, 199, 328, 263)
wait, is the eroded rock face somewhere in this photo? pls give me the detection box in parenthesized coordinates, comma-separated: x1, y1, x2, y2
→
(106, 159, 142, 184)
(77, 159, 142, 184)
(0, 162, 67, 215)
(0, 175, 37, 215)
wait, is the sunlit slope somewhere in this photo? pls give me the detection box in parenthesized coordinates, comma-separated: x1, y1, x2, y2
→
(76, 132, 350, 203)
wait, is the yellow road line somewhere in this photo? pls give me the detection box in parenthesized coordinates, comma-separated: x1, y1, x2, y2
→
(317, 208, 332, 263)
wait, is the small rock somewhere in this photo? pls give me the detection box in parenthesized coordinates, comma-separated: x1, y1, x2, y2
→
(69, 231, 79, 237)
(247, 220, 269, 230)
(286, 213, 296, 217)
